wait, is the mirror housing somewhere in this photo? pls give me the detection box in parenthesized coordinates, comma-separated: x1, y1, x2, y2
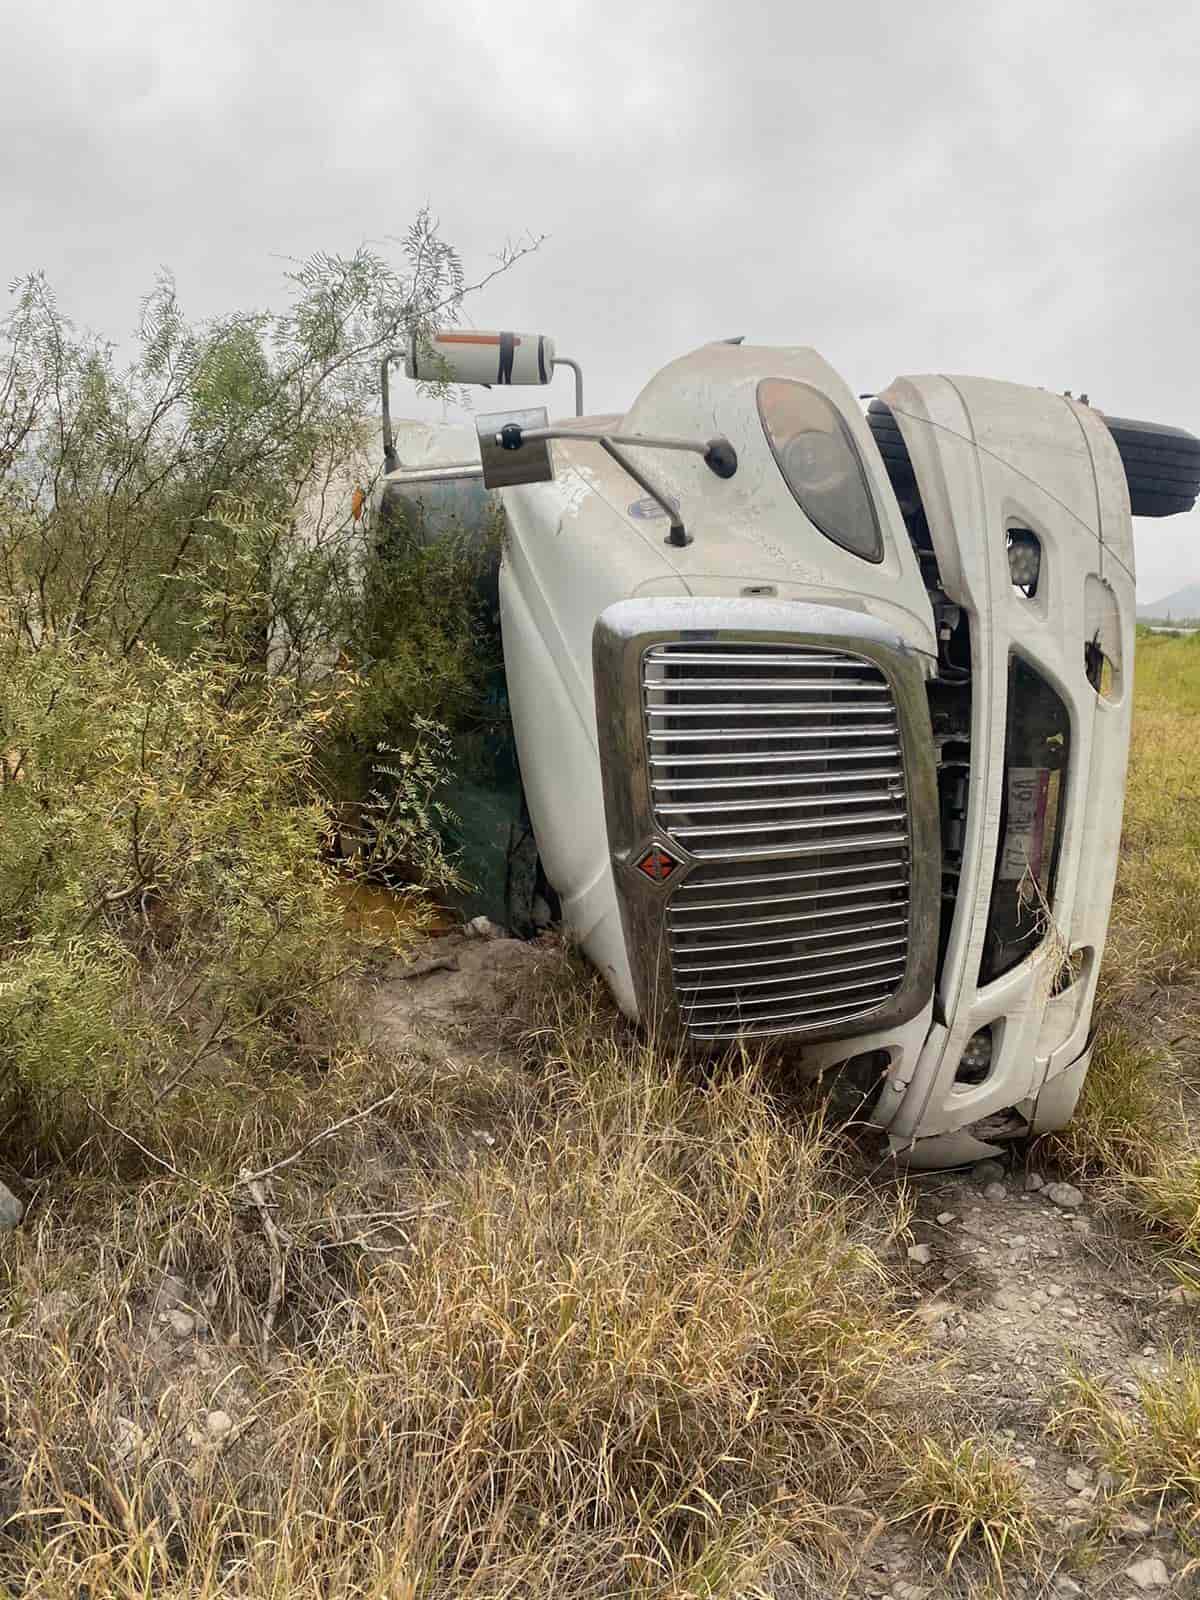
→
(407, 329, 556, 388)
(476, 408, 556, 489)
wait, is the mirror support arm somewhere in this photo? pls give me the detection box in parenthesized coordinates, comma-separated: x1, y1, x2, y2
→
(552, 356, 584, 417)
(599, 439, 691, 546)
(381, 350, 402, 472)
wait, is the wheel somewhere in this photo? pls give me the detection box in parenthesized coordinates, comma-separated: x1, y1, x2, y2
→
(1099, 414, 1200, 518)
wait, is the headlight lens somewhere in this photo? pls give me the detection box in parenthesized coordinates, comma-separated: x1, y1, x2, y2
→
(757, 378, 884, 563)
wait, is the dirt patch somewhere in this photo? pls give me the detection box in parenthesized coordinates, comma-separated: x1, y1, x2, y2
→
(839, 1157, 1198, 1598)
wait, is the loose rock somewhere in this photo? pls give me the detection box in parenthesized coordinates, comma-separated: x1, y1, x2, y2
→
(205, 1409, 233, 1439)
(166, 1310, 196, 1338)
(1025, 1171, 1045, 1192)
(1125, 1556, 1170, 1591)
(936, 1211, 957, 1226)
(973, 1159, 1006, 1184)
(983, 1181, 1007, 1202)
(0, 1181, 23, 1231)
(1064, 1466, 1092, 1492)
(907, 1243, 934, 1266)
(1044, 1182, 1084, 1209)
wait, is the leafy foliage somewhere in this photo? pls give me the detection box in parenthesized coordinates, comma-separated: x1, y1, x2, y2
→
(0, 220, 533, 1128)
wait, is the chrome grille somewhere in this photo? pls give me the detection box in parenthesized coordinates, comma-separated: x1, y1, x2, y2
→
(643, 640, 911, 1041)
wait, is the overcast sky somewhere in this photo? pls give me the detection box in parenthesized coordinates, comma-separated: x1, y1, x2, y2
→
(3, 0, 1198, 602)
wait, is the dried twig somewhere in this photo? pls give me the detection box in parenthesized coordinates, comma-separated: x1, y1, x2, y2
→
(239, 1172, 292, 1357)
(83, 1100, 201, 1187)
(240, 1082, 410, 1186)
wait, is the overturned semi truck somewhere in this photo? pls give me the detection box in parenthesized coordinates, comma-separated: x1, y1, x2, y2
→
(371, 330, 1200, 1167)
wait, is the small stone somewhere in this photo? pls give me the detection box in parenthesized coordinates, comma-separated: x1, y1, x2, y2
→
(973, 1160, 1006, 1184)
(155, 1273, 191, 1311)
(1065, 1466, 1092, 1492)
(166, 1310, 195, 1338)
(992, 1288, 1024, 1311)
(936, 1211, 957, 1226)
(1071, 1216, 1092, 1236)
(1119, 1512, 1154, 1539)
(1125, 1556, 1170, 1591)
(1052, 1578, 1083, 1598)
(1142, 1345, 1156, 1358)
(113, 1416, 146, 1462)
(1165, 1285, 1200, 1306)
(984, 1182, 1008, 1201)
(1025, 1171, 1045, 1192)
(0, 1181, 23, 1231)
(464, 915, 505, 939)
(907, 1243, 934, 1266)
(893, 1584, 930, 1600)
(204, 1409, 233, 1439)
(1045, 1182, 1084, 1209)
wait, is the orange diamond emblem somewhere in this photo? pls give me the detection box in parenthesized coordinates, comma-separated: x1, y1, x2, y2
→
(635, 845, 681, 883)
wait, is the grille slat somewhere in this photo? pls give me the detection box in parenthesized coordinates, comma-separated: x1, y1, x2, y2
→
(652, 767, 903, 792)
(671, 879, 910, 915)
(681, 975, 900, 1013)
(647, 724, 898, 743)
(656, 789, 902, 818)
(669, 898, 910, 936)
(644, 676, 894, 692)
(672, 932, 909, 978)
(650, 745, 901, 768)
(670, 809, 906, 840)
(643, 639, 911, 1037)
(646, 700, 892, 718)
(670, 916, 909, 959)
(675, 954, 908, 997)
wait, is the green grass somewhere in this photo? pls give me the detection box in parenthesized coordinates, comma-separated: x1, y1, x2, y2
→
(1055, 631, 1200, 1216)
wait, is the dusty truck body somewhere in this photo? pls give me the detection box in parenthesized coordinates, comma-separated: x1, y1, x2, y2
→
(378, 333, 1199, 1167)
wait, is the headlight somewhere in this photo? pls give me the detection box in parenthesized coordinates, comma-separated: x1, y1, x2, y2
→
(757, 379, 883, 563)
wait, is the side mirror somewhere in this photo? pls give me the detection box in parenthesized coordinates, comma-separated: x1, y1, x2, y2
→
(407, 329, 556, 388)
(476, 408, 555, 489)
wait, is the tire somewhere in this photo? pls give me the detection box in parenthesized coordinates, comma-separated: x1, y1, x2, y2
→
(869, 399, 1200, 520)
(1099, 414, 1200, 519)
(866, 402, 917, 496)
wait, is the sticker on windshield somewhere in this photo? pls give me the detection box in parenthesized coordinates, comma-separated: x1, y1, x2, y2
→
(998, 767, 1050, 882)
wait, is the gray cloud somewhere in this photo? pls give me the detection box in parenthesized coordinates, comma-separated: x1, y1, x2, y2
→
(3, 0, 1197, 599)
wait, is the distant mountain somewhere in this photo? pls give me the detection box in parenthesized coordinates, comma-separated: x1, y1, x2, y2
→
(1138, 582, 1200, 621)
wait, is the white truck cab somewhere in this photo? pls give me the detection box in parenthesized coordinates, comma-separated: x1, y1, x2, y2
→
(377, 331, 1199, 1168)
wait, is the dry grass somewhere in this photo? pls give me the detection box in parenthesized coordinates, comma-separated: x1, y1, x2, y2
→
(889, 1435, 1042, 1586)
(1050, 1355, 1200, 1526)
(0, 958, 939, 1598)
